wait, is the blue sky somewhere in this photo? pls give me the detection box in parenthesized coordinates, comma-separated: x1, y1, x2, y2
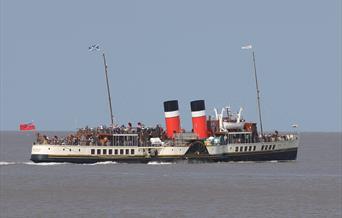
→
(1, 0, 341, 131)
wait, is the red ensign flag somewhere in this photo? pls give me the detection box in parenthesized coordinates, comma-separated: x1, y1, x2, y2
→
(19, 123, 36, 131)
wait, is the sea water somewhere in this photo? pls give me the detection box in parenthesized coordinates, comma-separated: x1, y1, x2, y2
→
(0, 132, 341, 218)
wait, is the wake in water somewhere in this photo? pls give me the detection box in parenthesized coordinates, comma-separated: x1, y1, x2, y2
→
(82, 161, 118, 166)
(147, 161, 174, 165)
(0, 161, 120, 166)
(0, 161, 17, 166)
(0, 161, 69, 166)
(23, 162, 69, 166)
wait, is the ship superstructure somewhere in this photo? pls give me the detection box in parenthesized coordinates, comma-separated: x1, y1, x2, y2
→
(31, 100, 299, 163)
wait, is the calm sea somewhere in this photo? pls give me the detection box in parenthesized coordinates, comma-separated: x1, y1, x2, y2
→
(0, 132, 341, 218)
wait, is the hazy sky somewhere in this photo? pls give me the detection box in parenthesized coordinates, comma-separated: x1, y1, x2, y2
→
(1, 0, 341, 131)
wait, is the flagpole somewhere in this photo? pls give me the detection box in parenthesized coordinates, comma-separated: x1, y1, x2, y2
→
(102, 52, 114, 127)
(251, 50, 264, 137)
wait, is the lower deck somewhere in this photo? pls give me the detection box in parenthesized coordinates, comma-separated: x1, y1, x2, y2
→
(30, 147, 297, 163)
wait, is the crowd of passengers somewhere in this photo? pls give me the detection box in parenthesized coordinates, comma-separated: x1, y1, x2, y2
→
(261, 131, 296, 142)
(36, 122, 167, 146)
(36, 124, 296, 146)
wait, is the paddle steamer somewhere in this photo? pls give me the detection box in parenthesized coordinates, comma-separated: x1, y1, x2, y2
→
(30, 47, 299, 163)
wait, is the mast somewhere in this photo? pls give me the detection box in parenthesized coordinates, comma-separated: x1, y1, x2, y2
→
(89, 45, 115, 127)
(102, 52, 114, 127)
(252, 51, 264, 136)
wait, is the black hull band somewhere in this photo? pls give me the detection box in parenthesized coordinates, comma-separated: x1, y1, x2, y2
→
(30, 148, 297, 164)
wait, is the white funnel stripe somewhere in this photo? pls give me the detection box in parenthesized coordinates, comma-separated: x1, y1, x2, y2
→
(165, 111, 180, 118)
(191, 110, 206, 118)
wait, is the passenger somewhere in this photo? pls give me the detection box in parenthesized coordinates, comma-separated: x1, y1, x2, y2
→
(36, 133, 44, 144)
(43, 135, 48, 144)
(53, 136, 58, 145)
(127, 122, 132, 133)
(72, 136, 79, 145)
(89, 136, 94, 145)
(136, 122, 142, 134)
(80, 134, 86, 145)
(104, 137, 109, 146)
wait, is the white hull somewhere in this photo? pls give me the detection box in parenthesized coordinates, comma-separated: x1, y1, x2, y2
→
(31, 138, 299, 163)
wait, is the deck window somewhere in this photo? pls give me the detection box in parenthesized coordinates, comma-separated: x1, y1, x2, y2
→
(109, 149, 113, 155)
(235, 147, 239, 152)
(272, 145, 276, 150)
(125, 149, 129, 155)
(115, 149, 118, 155)
(131, 149, 135, 155)
(248, 146, 252, 151)
(97, 149, 101, 155)
(120, 149, 124, 155)
(240, 147, 243, 152)
(253, 146, 256, 151)
(91, 149, 95, 154)
(261, 145, 264, 150)
(244, 146, 248, 152)
(103, 149, 107, 155)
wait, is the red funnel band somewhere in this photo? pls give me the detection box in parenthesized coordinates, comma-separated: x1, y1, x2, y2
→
(164, 100, 181, 138)
(165, 112, 180, 138)
(191, 110, 208, 139)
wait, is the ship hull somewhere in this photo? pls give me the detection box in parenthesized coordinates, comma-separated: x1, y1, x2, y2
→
(30, 147, 297, 164)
